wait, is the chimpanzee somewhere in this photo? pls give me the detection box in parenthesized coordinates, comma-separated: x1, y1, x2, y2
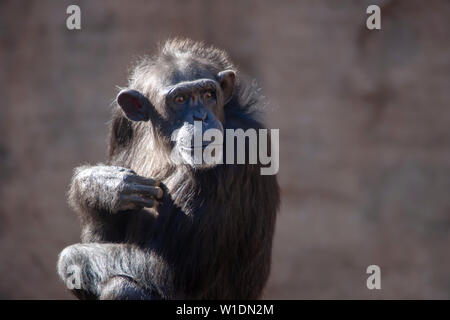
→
(57, 39, 279, 299)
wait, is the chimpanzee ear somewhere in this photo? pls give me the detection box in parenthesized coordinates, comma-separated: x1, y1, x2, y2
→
(116, 89, 153, 122)
(217, 70, 236, 105)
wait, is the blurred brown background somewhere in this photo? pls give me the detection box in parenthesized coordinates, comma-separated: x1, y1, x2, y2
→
(0, 0, 449, 299)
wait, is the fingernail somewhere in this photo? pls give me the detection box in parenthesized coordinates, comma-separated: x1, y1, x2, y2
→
(157, 187, 163, 199)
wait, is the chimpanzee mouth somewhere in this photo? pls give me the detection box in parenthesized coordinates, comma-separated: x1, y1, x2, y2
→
(176, 143, 223, 168)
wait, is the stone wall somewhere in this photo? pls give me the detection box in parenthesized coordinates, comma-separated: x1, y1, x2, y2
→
(0, 0, 449, 298)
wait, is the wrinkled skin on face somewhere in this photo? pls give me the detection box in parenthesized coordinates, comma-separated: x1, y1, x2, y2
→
(117, 58, 235, 169)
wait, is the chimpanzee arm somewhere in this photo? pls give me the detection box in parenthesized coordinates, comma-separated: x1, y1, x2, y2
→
(57, 243, 170, 299)
(68, 164, 163, 241)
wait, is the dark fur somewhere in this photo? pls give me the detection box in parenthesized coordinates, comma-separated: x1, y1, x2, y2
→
(58, 39, 279, 299)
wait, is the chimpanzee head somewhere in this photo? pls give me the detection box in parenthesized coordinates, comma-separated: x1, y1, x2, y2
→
(116, 40, 236, 169)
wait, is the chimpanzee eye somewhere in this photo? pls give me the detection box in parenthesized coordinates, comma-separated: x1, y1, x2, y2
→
(203, 91, 215, 100)
(174, 95, 186, 104)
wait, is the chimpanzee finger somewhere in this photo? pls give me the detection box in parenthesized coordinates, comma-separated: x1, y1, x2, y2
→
(122, 184, 163, 199)
(126, 175, 160, 187)
(120, 195, 156, 208)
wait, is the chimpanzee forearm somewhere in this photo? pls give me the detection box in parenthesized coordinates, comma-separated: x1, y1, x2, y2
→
(57, 243, 169, 299)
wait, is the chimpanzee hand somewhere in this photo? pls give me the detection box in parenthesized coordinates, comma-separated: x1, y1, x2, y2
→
(70, 165, 163, 214)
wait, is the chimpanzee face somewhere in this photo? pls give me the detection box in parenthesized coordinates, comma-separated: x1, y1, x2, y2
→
(117, 60, 235, 169)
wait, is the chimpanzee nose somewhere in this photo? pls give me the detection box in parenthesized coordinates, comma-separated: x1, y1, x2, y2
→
(193, 109, 207, 121)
